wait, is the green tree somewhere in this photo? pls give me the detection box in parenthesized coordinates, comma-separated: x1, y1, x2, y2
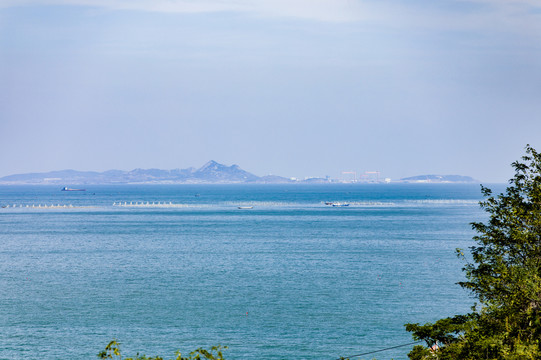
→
(406, 145, 541, 359)
(98, 340, 228, 360)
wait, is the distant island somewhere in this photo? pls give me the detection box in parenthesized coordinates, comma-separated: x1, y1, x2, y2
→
(0, 161, 477, 185)
(0, 161, 293, 185)
(400, 175, 477, 183)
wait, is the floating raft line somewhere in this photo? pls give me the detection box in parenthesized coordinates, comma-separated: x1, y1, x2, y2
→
(1, 204, 78, 209)
(112, 202, 203, 208)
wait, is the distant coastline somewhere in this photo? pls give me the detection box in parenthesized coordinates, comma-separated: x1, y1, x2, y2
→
(0, 160, 478, 185)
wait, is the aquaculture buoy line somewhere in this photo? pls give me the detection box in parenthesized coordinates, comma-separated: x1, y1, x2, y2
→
(1, 203, 75, 209)
(112, 201, 196, 208)
(0, 201, 209, 209)
(0, 201, 197, 209)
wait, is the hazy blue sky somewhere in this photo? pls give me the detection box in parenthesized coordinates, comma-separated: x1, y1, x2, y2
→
(1, 0, 540, 182)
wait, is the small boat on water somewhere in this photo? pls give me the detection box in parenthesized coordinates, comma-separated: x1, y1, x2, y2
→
(238, 206, 254, 209)
(61, 187, 86, 191)
(324, 202, 350, 207)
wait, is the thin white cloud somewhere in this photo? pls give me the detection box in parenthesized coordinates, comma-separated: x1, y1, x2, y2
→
(0, 0, 366, 22)
(0, 0, 540, 35)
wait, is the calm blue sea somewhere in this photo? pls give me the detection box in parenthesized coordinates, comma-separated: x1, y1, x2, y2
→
(0, 183, 504, 360)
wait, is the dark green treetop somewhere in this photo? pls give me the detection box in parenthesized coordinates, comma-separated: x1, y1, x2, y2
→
(98, 340, 228, 360)
(406, 145, 541, 359)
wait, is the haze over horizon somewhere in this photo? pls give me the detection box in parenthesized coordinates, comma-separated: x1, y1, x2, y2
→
(1, 0, 540, 182)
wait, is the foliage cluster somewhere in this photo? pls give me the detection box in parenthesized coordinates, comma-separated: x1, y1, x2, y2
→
(98, 340, 227, 360)
(406, 145, 541, 359)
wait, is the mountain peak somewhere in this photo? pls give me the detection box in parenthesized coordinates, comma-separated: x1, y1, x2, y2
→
(197, 160, 222, 172)
(194, 161, 259, 182)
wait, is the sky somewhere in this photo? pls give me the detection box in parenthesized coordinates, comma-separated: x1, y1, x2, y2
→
(0, 0, 540, 182)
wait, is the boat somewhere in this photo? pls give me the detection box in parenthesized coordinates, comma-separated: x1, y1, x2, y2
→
(61, 187, 86, 191)
(238, 206, 254, 209)
(324, 202, 350, 207)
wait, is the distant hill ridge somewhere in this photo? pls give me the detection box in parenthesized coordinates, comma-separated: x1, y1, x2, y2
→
(400, 174, 477, 183)
(0, 163, 478, 185)
(0, 161, 292, 185)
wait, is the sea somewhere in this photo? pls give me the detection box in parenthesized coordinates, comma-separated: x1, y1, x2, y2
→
(0, 183, 505, 360)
